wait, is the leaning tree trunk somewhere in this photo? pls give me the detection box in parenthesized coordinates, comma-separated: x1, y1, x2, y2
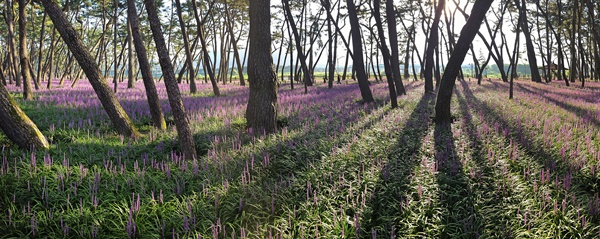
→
(41, 0, 140, 138)
(18, 0, 34, 100)
(246, 0, 278, 134)
(144, 0, 197, 160)
(0, 82, 49, 150)
(191, 0, 220, 96)
(127, 0, 166, 130)
(386, 0, 406, 95)
(515, 0, 542, 83)
(347, 0, 374, 103)
(424, 0, 445, 93)
(282, 0, 313, 88)
(175, 0, 197, 93)
(435, 0, 495, 123)
(372, 0, 397, 108)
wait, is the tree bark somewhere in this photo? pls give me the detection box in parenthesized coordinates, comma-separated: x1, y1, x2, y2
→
(127, 0, 166, 130)
(0, 80, 49, 149)
(386, 0, 406, 95)
(6, 0, 22, 87)
(347, 0, 374, 102)
(174, 0, 197, 93)
(434, 0, 495, 123)
(372, 0, 397, 108)
(144, 0, 197, 160)
(18, 0, 34, 100)
(127, 19, 135, 89)
(41, 0, 140, 138)
(36, 12, 47, 87)
(424, 0, 445, 93)
(246, 0, 278, 134)
(515, 0, 542, 82)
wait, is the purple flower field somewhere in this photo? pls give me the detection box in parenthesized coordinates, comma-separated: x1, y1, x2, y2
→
(1, 78, 600, 238)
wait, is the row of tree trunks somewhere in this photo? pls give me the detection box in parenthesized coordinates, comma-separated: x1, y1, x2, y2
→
(41, 0, 141, 138)
(127, 0, 167, 131)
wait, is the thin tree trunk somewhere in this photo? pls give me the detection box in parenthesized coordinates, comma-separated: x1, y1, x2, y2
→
(223, 0, 246, 86)
(282, 0, 313, 88)
(127, 18, 135, 89)
(18, 0, 34, 100)
(175, 0, 197, 93)
(6, 0, 22, 87)
(144, 0, 196, 160)
(372, 0, 397, 107)
(127, 0, 167, 130)
(191, 0, 220, 96)
(347, 0, 374, 102)
(424, 0, 445, 93)
(386, 0, 406, 95)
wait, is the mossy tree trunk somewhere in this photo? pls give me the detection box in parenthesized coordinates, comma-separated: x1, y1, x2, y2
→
(41, 0, 140, 138)
(246, 0, 278, 134)
(0, 82, 49, 149)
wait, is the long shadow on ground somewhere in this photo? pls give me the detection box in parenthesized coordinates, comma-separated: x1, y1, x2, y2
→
(459, 80, 600, 234)
(361, 93, 435, 237)
(454, 86, 517, 237)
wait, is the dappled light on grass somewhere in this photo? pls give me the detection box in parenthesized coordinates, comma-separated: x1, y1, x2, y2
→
(1, 79, 600, 237)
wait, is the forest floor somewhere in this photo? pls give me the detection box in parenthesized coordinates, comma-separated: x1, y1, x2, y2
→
(1, 78, 600, 238)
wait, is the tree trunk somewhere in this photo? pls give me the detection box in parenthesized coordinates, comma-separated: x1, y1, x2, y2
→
(347, 0, 374, 102)
(246, 0, 278, 134)
(144, 0, 197, 160)
(127, 0, 166, 130)
(0, 82, 49, 150)
(434, 0, 495, 123)
(282, 0, 313, 88)
(586, 0, 600, 81)
(191, 0, 220, 96)
(46, 29, 57, 89)
(18, 0, 34, 100)
(36, 12, 47, 87)
(324, 0, 335, 89)
(569, 0, 578, 84)
(175, 0, 197, 94)
(223, 0, 246, 86)
(113, 0, 119, 93)
(515, 0, 542, 82)
(41, 0, 140, 138)
(372, 0, 397, 108)
(386, 0, 406, 95)
(6, 0, 22, 87)
(424, 0, 445, 93)
(127, 19, 135, 89)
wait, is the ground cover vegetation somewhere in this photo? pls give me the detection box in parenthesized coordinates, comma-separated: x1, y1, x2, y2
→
(0, 79, 599, 238)
(2, 0, 600, 237)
